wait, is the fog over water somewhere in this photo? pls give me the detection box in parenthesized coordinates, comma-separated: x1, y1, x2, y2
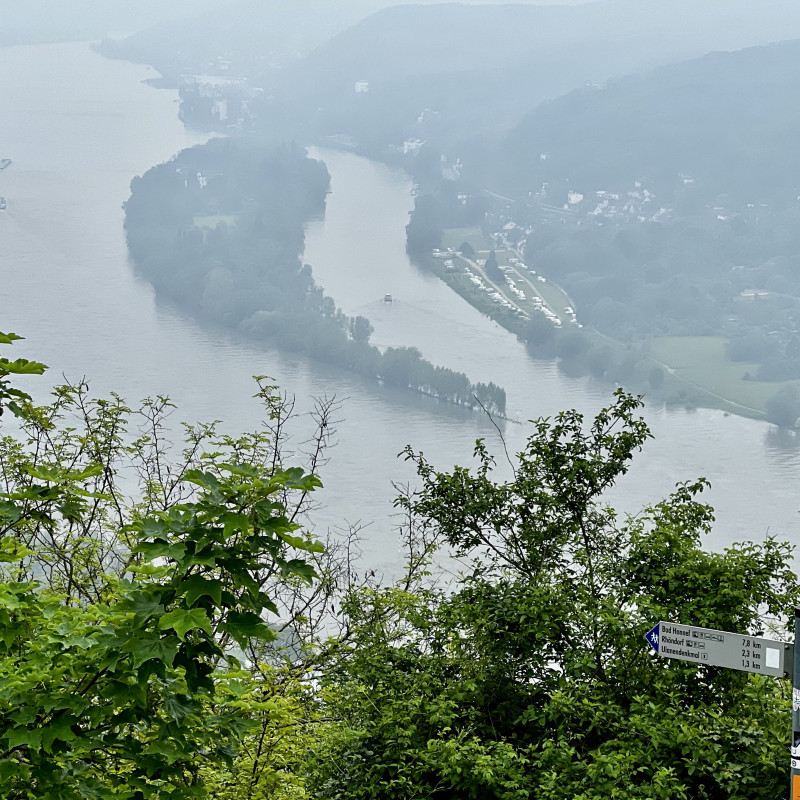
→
(1, 43, 799, 572)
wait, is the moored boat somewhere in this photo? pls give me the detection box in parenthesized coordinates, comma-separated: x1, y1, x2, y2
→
(0, 159, 11, 170)
(0, 197, 6, 210)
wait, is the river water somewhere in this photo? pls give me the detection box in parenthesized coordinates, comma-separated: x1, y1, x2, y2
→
(1, 43, 798, 572)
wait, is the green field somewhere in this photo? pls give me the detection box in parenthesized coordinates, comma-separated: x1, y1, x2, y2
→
(648, 336, 799, 413)
(193, 214, 238, 228)
(441, 227, 487, 252)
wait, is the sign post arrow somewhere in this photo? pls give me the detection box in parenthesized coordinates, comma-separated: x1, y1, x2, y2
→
(644, 622, 660, 654)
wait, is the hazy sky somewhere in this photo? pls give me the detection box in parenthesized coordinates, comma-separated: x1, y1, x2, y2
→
(0, 0, 591, 43)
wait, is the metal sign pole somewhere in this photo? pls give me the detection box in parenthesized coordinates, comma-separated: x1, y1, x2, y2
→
(791, 608, 800, 800)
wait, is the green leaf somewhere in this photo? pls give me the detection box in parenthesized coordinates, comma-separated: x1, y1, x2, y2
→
(5, 727, 42, 750)
(220, 511, 251, 539)
(0, 357, 48, 375)
(0, 534, 30, 561)
(144, 737, 185, 765)
(221, 610, 276, 646)
(182, 469, 222, 493)
(119, 591, 165, 623)
(121, 633, 181, 668)
(136, 539, 187, 563)
(158, 608, 213, 641)
(164, 693, 199, 722)
(276, 530, 325, 553)
(5, 400, 27, 419)
(0, 501, 22, 525)
(281, 558, 318, 583)
(0, 757, 28, 783)
(41, 716, 78, 753)
(180, 575, 223, 607)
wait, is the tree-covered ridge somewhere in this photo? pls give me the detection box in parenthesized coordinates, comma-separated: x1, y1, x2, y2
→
(125, 137, 330, 322)
(97, 0, 800, 153)
(0, 336, 797, 797)
(124, 138, 505, 415)
(477, 39, 800, 207)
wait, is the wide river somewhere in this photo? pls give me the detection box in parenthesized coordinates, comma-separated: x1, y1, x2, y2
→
(1, 43, 799, 571)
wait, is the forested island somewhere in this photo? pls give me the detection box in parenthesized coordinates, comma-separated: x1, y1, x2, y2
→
(124, 138, 505, 414)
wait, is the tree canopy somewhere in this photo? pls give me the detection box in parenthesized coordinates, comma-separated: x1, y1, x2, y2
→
(308, 391, 798, 799)
(0, 335, 795, 798)
(0, 333, 328, 798)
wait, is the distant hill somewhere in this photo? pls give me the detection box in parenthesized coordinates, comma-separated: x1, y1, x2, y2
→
(272, 0, 800, 150)
(474, 39, 800, 206)
(94, 0, 587, 79)
(97, 0, 385, 77)
(97, 1, 800, 151)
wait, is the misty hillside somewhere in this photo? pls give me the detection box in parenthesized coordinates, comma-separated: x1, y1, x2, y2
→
(272, 0, 800, 149)
(0, 0, 232, 45)
(96, 0, 386, 75)
(475, 39, 800, 206)
(94, 0, 586, 78)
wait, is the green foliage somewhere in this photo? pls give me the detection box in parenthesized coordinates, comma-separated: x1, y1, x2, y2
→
(0, 332, 47, 419)
(765, 385, 800, 428)
(492, 40, 800, 207)
(379, 347, 505, 415)
(484, 249, 502, 282)
(2, 332, 796, 797)
(308, 391, 798, 799)
(406, 188, 488, 259)
(458, 241, 476, 259)
(0, 334, 327, 799)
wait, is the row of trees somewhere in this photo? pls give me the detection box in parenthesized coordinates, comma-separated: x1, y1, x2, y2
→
(0, 334, 796, 797)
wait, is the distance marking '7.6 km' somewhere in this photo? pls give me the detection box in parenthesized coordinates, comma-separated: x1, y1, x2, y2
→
(645, 621, 790, 678)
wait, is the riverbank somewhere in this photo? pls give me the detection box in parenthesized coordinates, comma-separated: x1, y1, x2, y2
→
(330, 140, 795, 426)
(414, 233, 767, 422)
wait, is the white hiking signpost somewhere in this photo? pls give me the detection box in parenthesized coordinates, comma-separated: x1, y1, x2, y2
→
(645, 615, 799, 799)
(644, 621, 790, 677)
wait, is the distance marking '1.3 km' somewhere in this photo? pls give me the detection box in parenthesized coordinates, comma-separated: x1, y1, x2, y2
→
(645, 621, 790, 678)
